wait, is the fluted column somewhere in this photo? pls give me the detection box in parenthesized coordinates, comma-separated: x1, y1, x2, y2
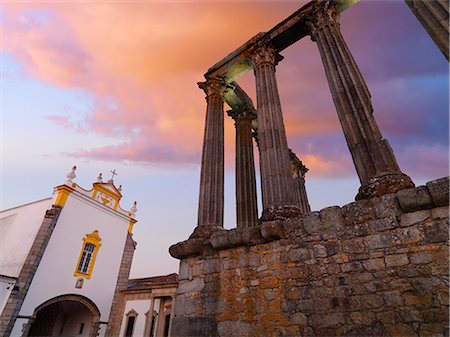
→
(306, 2, 414, 200)
(250, 43, 300, 220)
(194, 77, 226, 238)
(228, 107, 258, 228)
(289, 149, 311, 214)
(405, 0, 449, 61)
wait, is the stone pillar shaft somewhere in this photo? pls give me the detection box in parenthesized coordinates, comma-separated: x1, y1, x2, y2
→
(230, 110, 258, 227)
(308, 4, 413, 199)
(289, 149, 311, 214)
(405, 0, 449, 61)
(251, 44, 299, 220)
(196, 78, 225, 231)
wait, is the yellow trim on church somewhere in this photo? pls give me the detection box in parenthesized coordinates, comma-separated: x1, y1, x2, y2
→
(128, 219, 137, 233)
(74, 230, 102, 280)
(54, 185, 74, 207)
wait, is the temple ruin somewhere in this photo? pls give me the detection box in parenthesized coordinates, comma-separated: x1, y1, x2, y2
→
(169, 0, 449, 336)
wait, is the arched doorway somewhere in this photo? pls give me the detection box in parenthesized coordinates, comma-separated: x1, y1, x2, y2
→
(26, 294, 100, 337)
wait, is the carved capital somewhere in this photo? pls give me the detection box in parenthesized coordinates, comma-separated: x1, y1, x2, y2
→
(250, 43, 283, 68)
(227, 105, 256, 126)
(289, 149, 308, 178)
(198, 77, 227, 98)
(305, 1, 340, 39)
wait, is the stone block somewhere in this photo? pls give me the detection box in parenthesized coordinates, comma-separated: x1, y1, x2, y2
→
(362, 258, 385, 271)
(365, 233, 393, 250)
(217, 321, 252, 337)
(169, 238, 204, 259)
(178, 260, 189, 281)
(420, 323, 446, 337)
(387, 324, 418, 337)
(210, 231, 231, 250)
(384, 290, 403, 307)
(409, 251, 433, 264)
(402, 291, 433, 306)
(319, 206, 345, 229)
(349, 311, 375, 325)
(260, 220, 285, 241)
(424, 220, 449, 243)
(309, 312, 344, 328)
(374, 193, 402, 219)
(397, 186, 433, 212)
(302, 211, 321, 234)
(342, 199, 375, 226)
(178, 278, 205, 294)
(171, 316, 218, 337)
(431, 206, 449, 219)
(202, 259, 220, 274)
(368, 216, 398, 232)
(397, 226, 424, 245)
(360, 294, 384, 309)
(400, 209, 431, 228)
(426, 177, 449, 207)
(385, 254, 408, 267)
(174, 295, 198, 316)
(313, 244, 328, 258)
(290, 312, 307, 325)
(287, 246, 310, 262)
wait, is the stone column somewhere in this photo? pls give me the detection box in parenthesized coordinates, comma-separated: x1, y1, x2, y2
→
(227, 107, 259, 228)
(289, 149, 311, 214)
(405, 0, 449, 61)
(193, 77, 227, 238)
(306, 2, 414, 200)
(250, 43, 300, 220)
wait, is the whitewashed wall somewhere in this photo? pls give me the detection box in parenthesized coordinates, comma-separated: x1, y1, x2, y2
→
(14, 190, 131, 337)
(119, 299, 151, 337)
(0, 198, 52, 277)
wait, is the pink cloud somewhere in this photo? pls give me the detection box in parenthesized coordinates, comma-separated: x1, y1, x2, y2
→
(2, 1, 448, 180)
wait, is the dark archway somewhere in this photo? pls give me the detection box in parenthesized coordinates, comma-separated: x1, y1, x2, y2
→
(26, 294, 101, 337)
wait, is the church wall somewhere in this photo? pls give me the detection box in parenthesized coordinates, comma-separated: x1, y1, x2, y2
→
(0, 198, 52, 278)
(16, 191, 130, 332)
(171, 177, 449, 337)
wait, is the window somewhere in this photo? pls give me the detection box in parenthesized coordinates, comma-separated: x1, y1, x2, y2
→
(74, 230, 102, 279)
(124, 309, 138, 337)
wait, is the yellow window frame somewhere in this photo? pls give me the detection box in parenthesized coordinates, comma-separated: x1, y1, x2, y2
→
(74, 230, 102, 279)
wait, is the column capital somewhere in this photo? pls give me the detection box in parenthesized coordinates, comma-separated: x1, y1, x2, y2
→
(198, 77, 227, 98)
(305, 1, 340, 39)
(289, 149, 308, 179)
(227, 106, 256, 125)
(249, 43, 284, 68)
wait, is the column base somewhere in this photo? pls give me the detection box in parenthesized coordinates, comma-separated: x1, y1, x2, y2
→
(261, 204, 300, 221)
(189, 225, 225, 240)
(356, 173, 415, 200)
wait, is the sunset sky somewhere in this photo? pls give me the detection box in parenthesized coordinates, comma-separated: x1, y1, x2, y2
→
(1, 0, 448, 278)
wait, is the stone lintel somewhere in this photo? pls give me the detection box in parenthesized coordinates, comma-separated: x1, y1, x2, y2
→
(356, 173, 415, 201)
(205, 0, 358, 81)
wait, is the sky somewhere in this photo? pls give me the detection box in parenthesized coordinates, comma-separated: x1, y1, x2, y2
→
(1, 0, 448, 278)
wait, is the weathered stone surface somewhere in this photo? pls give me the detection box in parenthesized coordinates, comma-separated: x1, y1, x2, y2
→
(169, 238, 205, 259)
(260, 220, 285, 241)
(387, 323, 419, 337)
(178, 278, 205, 294)
(426, 177, 449, 207)
(171, 316, 218, 337)
(399, 209, 431, 227)
(397, 186, 434, 212)
(171, 179, 448, 337)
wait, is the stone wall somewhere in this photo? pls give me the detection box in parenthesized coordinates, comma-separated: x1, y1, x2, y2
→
(170, 177, 449, 337)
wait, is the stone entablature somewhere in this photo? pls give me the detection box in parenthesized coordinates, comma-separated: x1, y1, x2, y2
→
(170, 177, 449, 337)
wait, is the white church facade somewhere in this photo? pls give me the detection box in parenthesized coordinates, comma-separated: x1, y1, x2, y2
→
(0, 167, 177, 337)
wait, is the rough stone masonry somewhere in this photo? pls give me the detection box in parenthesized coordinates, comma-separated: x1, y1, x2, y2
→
(170, 177, 449, 337)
